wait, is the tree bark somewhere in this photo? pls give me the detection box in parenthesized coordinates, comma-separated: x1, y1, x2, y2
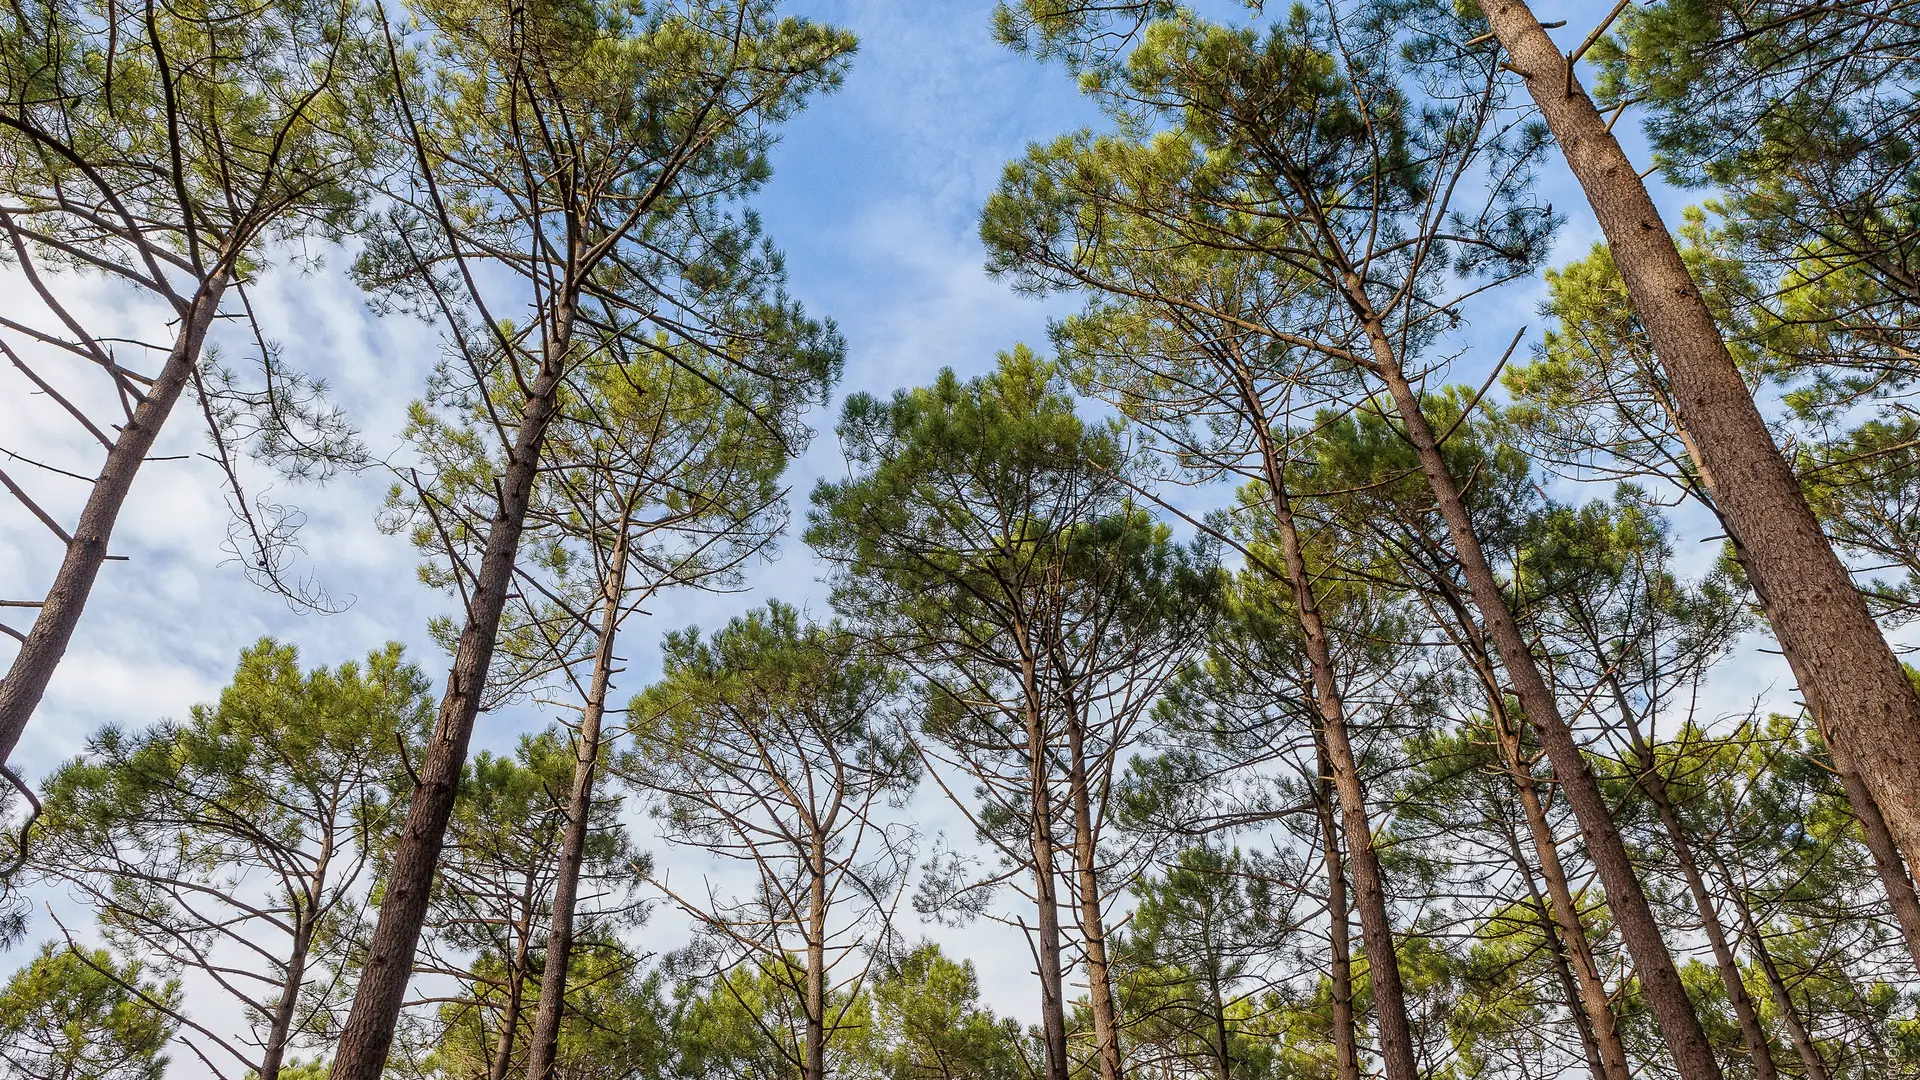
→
(1314, 738, 1364, 1080)
(1066, 709, 1125, 1080)
(1493, 799, 1610, 1080)
(1021, 649, 1072, 1080)
(0, 271, 227, 768)
(523, 537, 630, 1080)
(1253, 419, 1419, 1080)
(1611, 690, 1777, 1080)
(1656, 387, 1920, 969)
(805, 837, 828, 1080)
(329, 301, 575, 1080)
(1488, 712, 1631, 1080)
(1358, 311, 1724, 1080)
(1484, 0, 1920, 879)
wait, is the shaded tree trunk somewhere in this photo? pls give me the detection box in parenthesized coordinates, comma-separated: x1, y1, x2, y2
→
(0, 271, 228, 768)
(1484, 0, 1920, 888)
(1254, 423, 1418, 1080)
(1021, 649, 1072, 1080)
(330, 300, 576, 1080)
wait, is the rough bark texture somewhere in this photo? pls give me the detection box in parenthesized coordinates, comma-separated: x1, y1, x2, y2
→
(1496, 807, 1611, 1080)
(0, 272, 227, 768)
(523, 540, 628, 1080)
(1484, 0, 1920, 878)
(1359, 312, 1725, 1080)
(329, 306, 574, 1080)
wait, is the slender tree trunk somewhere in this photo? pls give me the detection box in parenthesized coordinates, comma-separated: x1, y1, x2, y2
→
(1484, 0, 1920, 878)
(524, 535, 630, 1080)
(1710, 847, 1833, 1080)
(1495, 803, 1610, 1080)
(806, 844, 828, 1080)
(1489, 707, 1631, 1080)
(1358, 313, 1724, 1080)
(0, 271, 227, 768)
(1314, 738, 1364, 1080)
(1207, 966, 1232, 1080)
(259, 914, 315, 1080)
(331, 300, 577, 1080)
(1613, 696, 1777, 1080)
(1021, 652, 1071, 1080)
(1066, 708, 1125, 1080)
(489, 877, 541, 1080)
(1254, 424, 1418, 1080)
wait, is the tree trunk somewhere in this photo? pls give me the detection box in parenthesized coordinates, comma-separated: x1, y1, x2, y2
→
(805, 840, 828, 1080)
(1710, 847, 1833, 1080)
(1494, 802, 1610, 1080)
(1613, 695, 1777, 1080)
(1066, 706, 1125, 1080)
(523, 536, 630, 1080)
(259, 913, 315, 1080)
(1358, 312, 1725, 1080)
(1254, 425, 1419, 1080)
(1314, 738, 1364, 1080)
(330, 301, 576, 1080)
(1022, 652, 1071, 1080)
(1657, 390, 1920, 970)
(0, 271, 228, 768)
(1484, 0, 1920, 879)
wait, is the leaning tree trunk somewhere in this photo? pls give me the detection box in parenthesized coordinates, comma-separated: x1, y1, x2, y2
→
(0, 270, 228, 768)
(1355, 305, 1725, 1080)
(330, 301, 576, 1080)
(523, 534, 630, 1080)
(805, 840, 828, 1080)
(1487, 713, 1631, 1080)
(1483, 0, 1920, 879)
(1253, 421, 1419, 1080)
(1313, 738, 1364, 1080)
(1656, 383, 1920, 968)
(1627, 741, 1779, 1080)
(1494, 799, 1612, 1080)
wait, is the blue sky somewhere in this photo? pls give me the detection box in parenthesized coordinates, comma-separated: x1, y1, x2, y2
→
(0, 0, 1800, 1035)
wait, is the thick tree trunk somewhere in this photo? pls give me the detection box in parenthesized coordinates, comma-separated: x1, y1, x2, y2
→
(0, 271, 227, 768)
(1484, 0, 1920, 878)
(523, 538, 630, 1080)
(1359, 314, 1724, 1080)
(1660, 396, 1920, 970)
(1314, 739, 1364, 1080)
(1254, 426, 1418, 1080)
(1066, 713, 1125, 1080)
(1710, 847, 1833, 1080)
(330, 303, 576, 1080)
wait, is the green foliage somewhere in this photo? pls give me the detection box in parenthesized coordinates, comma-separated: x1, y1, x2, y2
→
(27, 640, 434, 1073)
(0, 942, 178, 1080)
